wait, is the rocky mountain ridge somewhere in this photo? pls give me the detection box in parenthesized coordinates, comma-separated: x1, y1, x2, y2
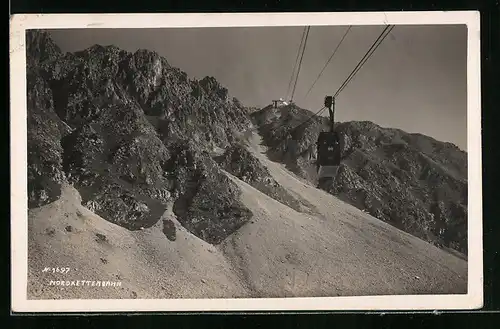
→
(27, 30, 253, 244)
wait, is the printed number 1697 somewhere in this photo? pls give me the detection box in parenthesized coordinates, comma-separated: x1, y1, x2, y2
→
(42, 267, 70, 274)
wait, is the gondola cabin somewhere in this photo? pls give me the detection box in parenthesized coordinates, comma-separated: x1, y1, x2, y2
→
(316, 131, 341, 167)
(316, 131, 342, 180)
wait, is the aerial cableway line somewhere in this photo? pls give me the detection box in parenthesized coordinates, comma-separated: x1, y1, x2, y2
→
(278, 25, 354, 135)
(289, 26, 310, 104)
(334, 24, 394, 98)
(317, 24, 395, 182)
(267, 24, 395, 182)
(276, 25, 395, 141)
(303, 25, 352, 101)
(285, 26, 308, 103)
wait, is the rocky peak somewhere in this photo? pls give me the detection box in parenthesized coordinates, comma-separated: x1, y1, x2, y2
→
(199, 76, 229, 101)
(26, 30, 63, 69)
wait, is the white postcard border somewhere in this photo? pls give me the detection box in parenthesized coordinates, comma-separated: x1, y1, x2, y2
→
(10, 11, 483, 312)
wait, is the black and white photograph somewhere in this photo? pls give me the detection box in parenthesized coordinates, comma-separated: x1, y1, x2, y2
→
(10, 12, 482, 312)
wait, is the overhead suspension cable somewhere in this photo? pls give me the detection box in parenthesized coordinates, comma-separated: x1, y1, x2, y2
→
(283, 25, 394, 142)
(334, 25, 394, 98)
(294, 105, 328, 130)
(290, 26, 310, 103)
(303, 25, 352, 100)
(271, 25, 394, 148)
(285, 27, 308, 101)
(270, 106, 326, 148)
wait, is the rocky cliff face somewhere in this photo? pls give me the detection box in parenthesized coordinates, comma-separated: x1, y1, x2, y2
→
(26, 33, 69, 208)
(253, 105, 468, 254)
(26, 30, 253, 244)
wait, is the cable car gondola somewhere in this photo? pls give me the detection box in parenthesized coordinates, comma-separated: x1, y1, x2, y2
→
(316, 96, 342, 180)
(317, 131, 341, 167)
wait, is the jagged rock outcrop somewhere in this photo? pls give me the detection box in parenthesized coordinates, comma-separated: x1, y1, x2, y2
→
(27, 72, 71, 208)
(59, 101, 172, 230)
(166, 142, 252, 244)
(26, 30, 63, 69)
(252, 105, 325, 181)
(26, 30, 253, 244)
(26, 31, 69, 208)
(254, 105, 468, 254)
(215, 144, 315, 213)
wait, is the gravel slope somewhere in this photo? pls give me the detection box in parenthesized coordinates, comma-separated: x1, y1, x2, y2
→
(27, 130, 467, 299)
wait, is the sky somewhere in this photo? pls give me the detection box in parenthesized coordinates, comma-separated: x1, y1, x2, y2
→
(47, 25, 468, 150)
